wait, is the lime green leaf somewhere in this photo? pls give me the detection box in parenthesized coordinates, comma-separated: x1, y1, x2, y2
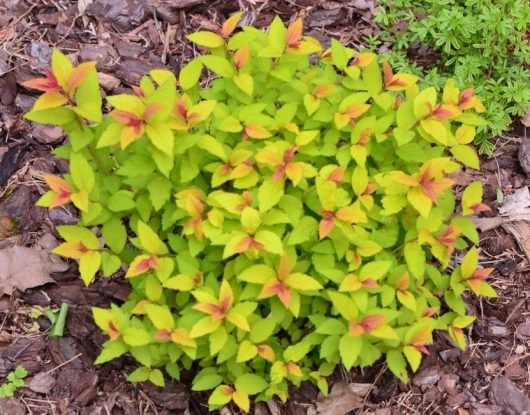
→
(339, 335, 362, 370)
(145, 304, 174, 331)
(258, 179, 284, 212)
(237, 340, 258, 362)
(235, 373, 268, 395)
(190, 317, 222, 338)
(128, 367, 150, 382)
(254, 230, 284, 255)
(451, 145, 480, 169)
(179, 58, 203, 90)
(102, 217, 127, 253)
(79, 251, 101, 286)
(386, 350, 409, 383)
(233, 73, 254, 96)
(202, 56, 235, 78)
(192, 373, 224, 391)
(404, 242, 425, 279)
(403, 345, 422, 372)
(187, 31, 224, 48)
(146, 123, 174, 157)
(123, 328, 151, 346)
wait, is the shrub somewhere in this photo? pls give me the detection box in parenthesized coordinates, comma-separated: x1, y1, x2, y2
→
(373, 0, 530, 153)
(24, 14, 495, 412)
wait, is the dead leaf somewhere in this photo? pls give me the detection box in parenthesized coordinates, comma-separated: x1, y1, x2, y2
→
(469, 403, 502, 415)
(0, 246, 55, 296)
(29, 371, 56, 394)
(515, 320, 530, 341)
(78, 0, 94, 25)
(499, 187, 530, 216)
(502, 221, 530, 262)
(98, 72, 120, 90)
(316, 382, 364, 415)
(412, 366, 441, 387)
(489, 376, 530, 415)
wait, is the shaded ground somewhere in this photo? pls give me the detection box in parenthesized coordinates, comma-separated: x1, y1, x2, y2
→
(0, 0, 529, 414)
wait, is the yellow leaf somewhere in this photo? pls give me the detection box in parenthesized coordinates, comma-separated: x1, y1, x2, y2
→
(420, 119, 447, 144)
(233, 73, 254, 96)
(52, 241, 87, 259)
(34, 91, 68, 110)
(407, 186, 432, 218)
(232, 390, 250, 412)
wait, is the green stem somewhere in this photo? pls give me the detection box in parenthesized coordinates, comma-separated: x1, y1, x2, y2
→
(51, 303, 69, 337)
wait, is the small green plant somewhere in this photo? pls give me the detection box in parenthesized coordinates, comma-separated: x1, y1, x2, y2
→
(24, 14, 495, 412)
(374, 0, 530, 153)
(0, 366, 27, 398)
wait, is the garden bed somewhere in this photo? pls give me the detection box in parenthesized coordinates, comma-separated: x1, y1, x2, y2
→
(0, 1, 528, 414)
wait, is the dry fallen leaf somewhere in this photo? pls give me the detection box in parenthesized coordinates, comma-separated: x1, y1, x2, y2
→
(28, 371, 56, 394)
(489, 376, 530, 415)
(499, 187, 530, 216)
(316, 382, 366, 415)
(0, 246, 55, 296)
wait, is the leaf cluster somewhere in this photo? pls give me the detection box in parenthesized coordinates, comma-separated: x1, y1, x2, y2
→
(24, 14, 495, 412)
(373, 0, 530, 153)
(0, 366, 27, 398)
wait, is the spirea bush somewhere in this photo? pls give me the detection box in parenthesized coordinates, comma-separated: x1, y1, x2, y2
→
(24, 14, 496, 412)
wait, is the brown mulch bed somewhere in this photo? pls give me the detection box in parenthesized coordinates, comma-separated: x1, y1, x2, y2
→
(0, 0, 529, 414)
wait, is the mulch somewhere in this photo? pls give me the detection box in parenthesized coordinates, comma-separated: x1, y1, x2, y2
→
(0, 0, 529, 414)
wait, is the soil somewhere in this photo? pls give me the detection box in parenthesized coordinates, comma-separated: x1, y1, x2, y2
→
(0, 1, 529, 414)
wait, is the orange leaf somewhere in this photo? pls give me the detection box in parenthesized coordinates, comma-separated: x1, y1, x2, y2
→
(396, 272, 410, 292)
(53, 241, 88, 259)
(284, 162, 303, 186)
(126, 254, 159, 278)
(171, 328, 196, 348)
(285, 362, 302, 377)
(382, 61, 394, 87)
(120, 124, 144, 149)
(108, 320, 121, 341)
(319, 216, 334, 239)
(391, 171, 419, 187)
(431, 104, 461, 120)
(154, 329, 172, 341)
(143, 103, 165, 120)
(193, 302, 221, 317)
(313, 83, 334, 99)
(286, 18, 303, 48)
(44, 175, 72, 207)
(411, 327, 432, 347)
(348, 320, 365, 337)
(327, 166, 345, 184)
(259, 279, 291, 307)
(244, 124, 272, 139)
(66, 61, 96, 92)
(234, 235, 255, 254)
(222, 11, 243, 38)
(351, 52, 375, 67)
(277, 255, 291, 280)
(22, 75, 59, 93)
(361, 315, 386, 332)
(471, 268, 494, 280)
(257, 344, 275, 362)
(234, 44, 250, 71)
(344, 104, 371, 119)
(219, 280, 234, 313)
